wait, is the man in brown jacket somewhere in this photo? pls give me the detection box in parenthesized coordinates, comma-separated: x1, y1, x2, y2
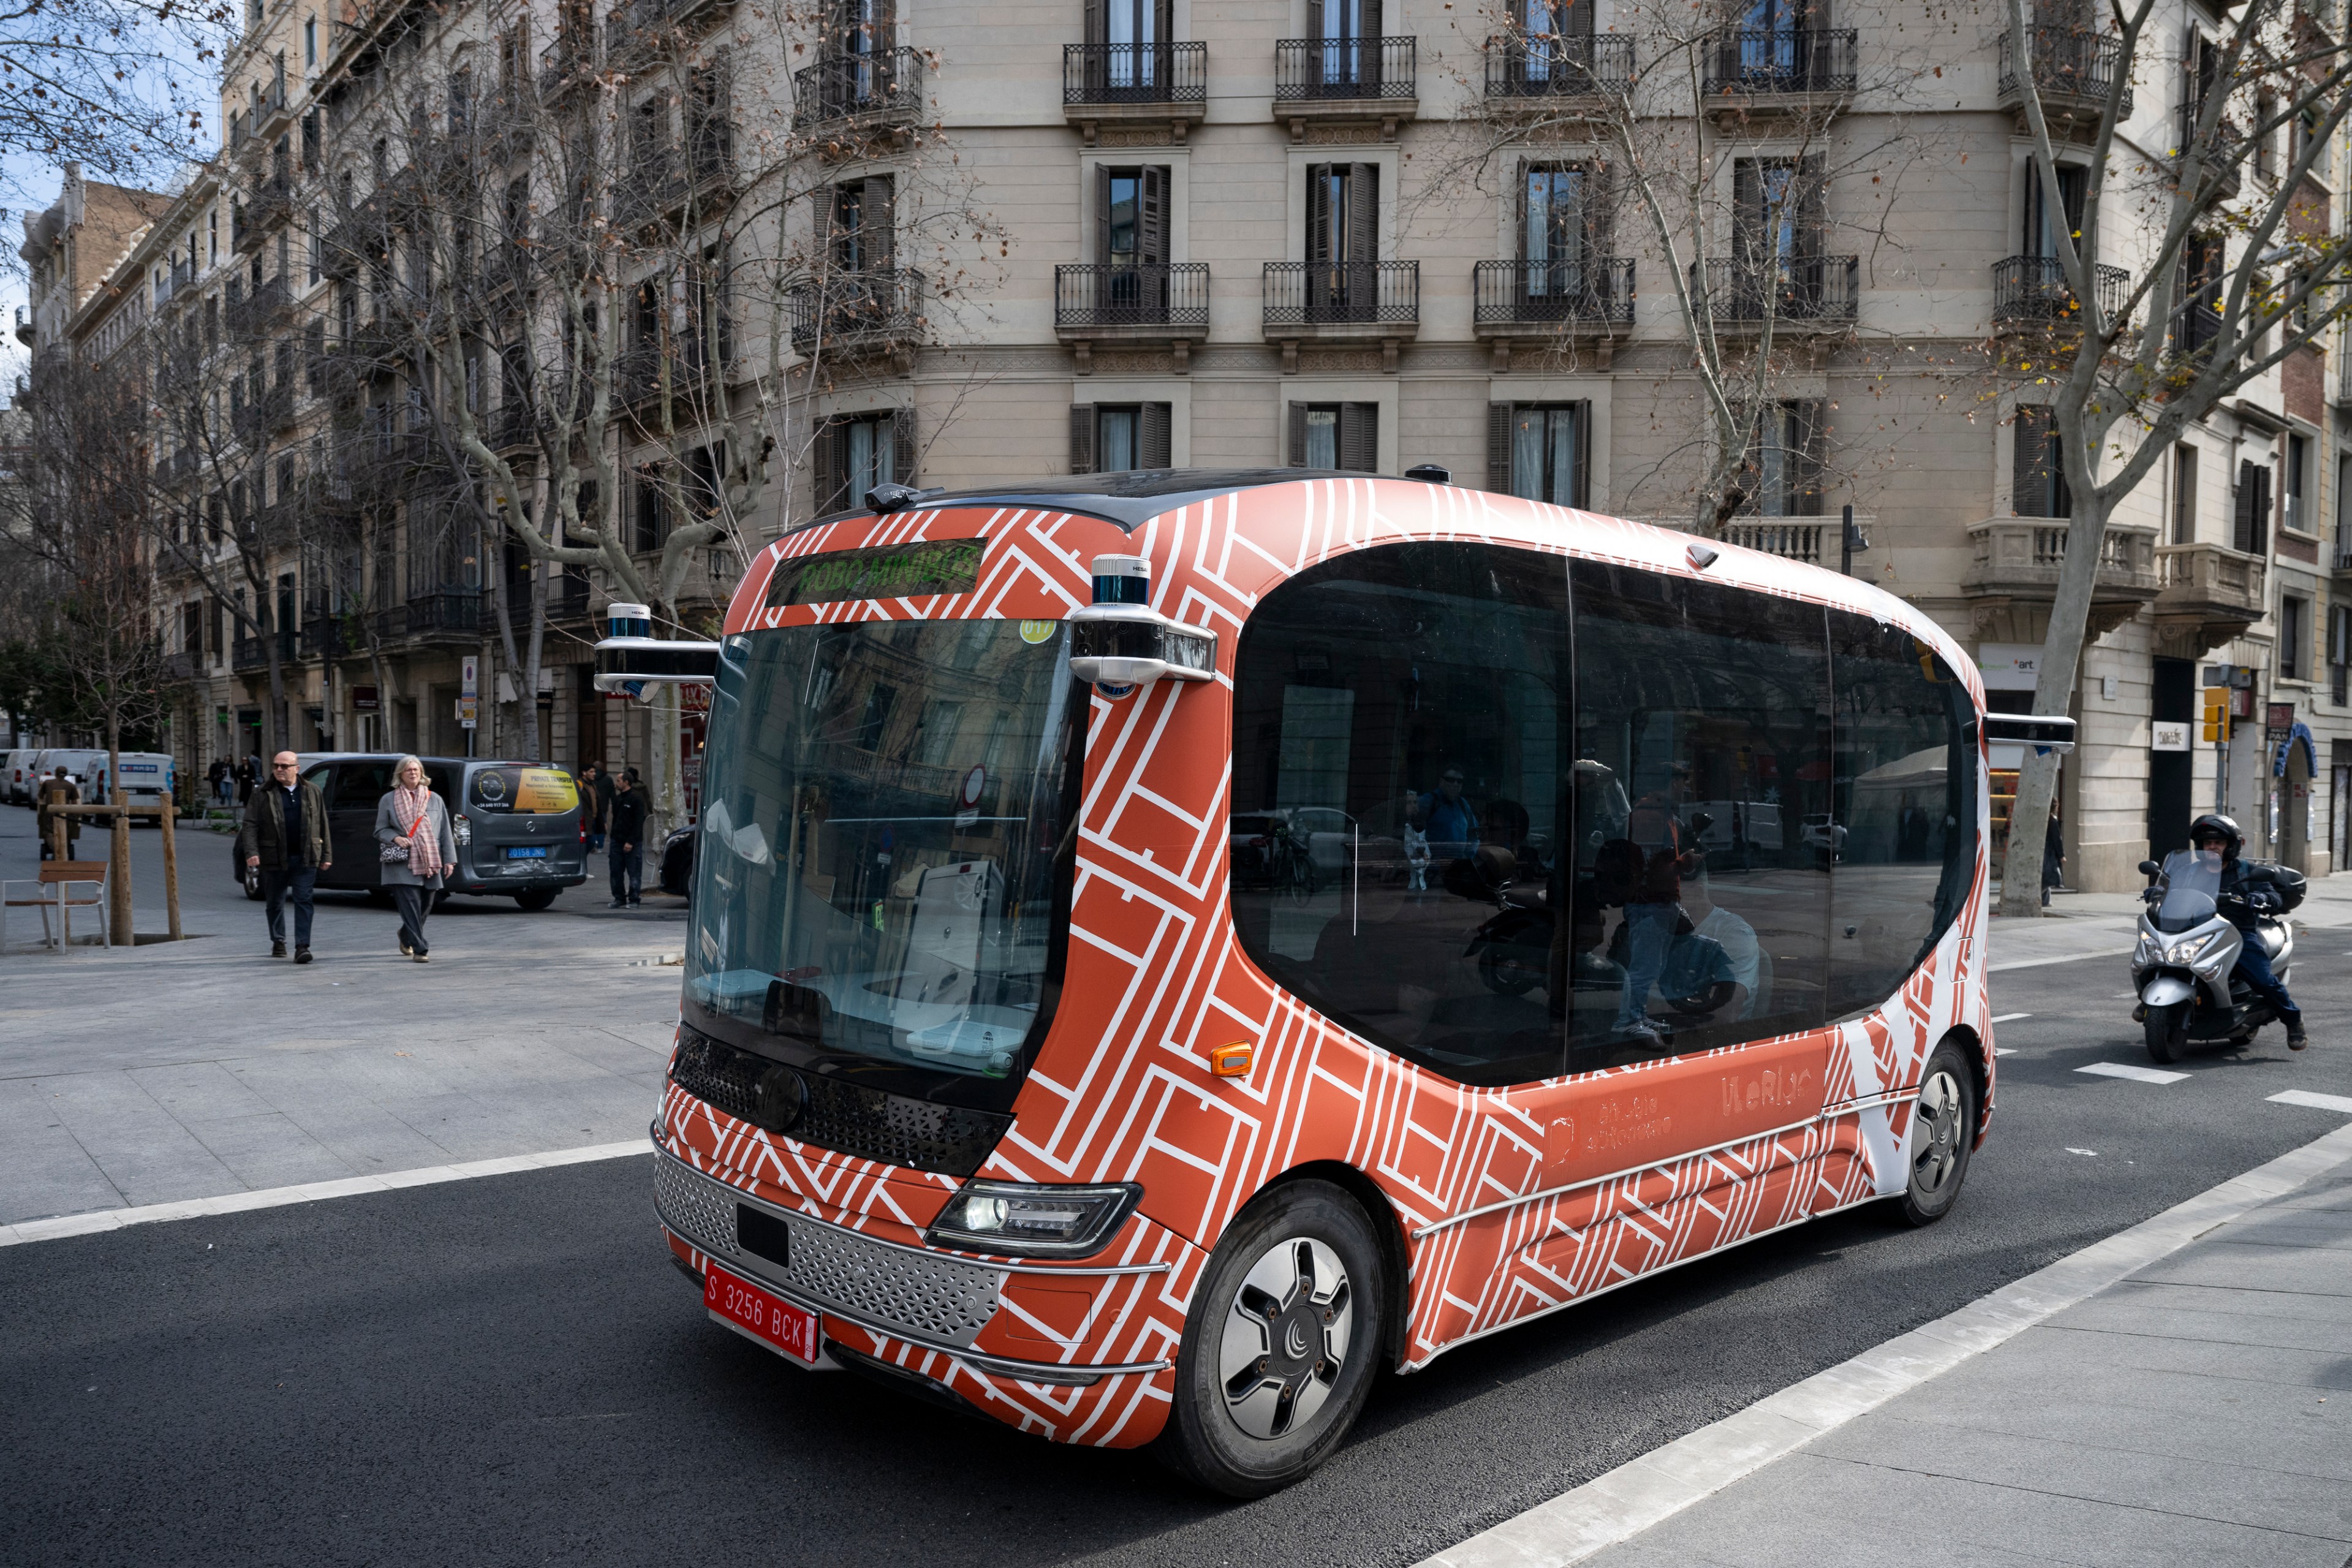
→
(236, 752, 333, 961)
(35, 766, 80, 861)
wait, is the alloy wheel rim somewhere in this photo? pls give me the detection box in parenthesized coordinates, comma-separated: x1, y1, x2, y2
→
(1217, 1236, 1354, 1441)
(1910, 1068, 1964, 1197)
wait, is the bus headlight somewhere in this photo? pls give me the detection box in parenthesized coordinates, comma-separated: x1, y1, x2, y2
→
(926, 1180, 1142, 1258)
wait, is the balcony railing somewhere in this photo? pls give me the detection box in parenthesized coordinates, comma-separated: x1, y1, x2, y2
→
(788, 269, 924, 350)
(1483, 34, 1636, 97)
(1274, 36, 1416, 100)
(793, 48, 924, 132)
(1054, 263, 1211, 329)
(1063, 41, 1208, 105)
(1263, 260, 1420, 327)
(1472, 257, 1635, 327)
(2169, 299, 2224, 359)
(548, 573, 593, 620)
(1722, 521, 1825, 564)
(161, 652, 197, 683)
(1967, 519, 2161, 600)
(300, 616, 347, 660)
(406, 589, 483, 637)
(614, 148, 686, 226)
(1991, 255, 2130, 327)
(1692, 255, 1858, 323)
(2171, 100, 2245, 195)
(1996, 28, 2133, 115)
(225, 274, 289, 338)
(1702, 28, 1856, 94)
(231, 630, 298, 671)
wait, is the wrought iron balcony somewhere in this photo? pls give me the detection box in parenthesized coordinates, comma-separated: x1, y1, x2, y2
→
(405, 589, 484, 639)
(1701, 28, 1856, 96)
(788, 269, 923, 352)
(1275, 36, 1416, 100)
(1064, 41, 1207, 105)
(1263, 260, 1419, 329)
(793, 48, 924, 135)
(161, 652, 197, 683)
(1054, 263, 1211, 330)
(1991, 254, 2130, 328)
(613, 148, 687, 227)
(224, 274, 290, 338)
(232, 386, 293, 442)
(1472, 258, 1635, 329)
(2171, 100, 2244, 197)
(232, 630, 298, 671)
(2168, 299, 2224, 360)
(300, 616, 347, 660)
(1996, 28, 2133, 116)
(1483, 34, 1635, 98)
(1690, 255, 1858, 325)
(548, 573, 593, 621)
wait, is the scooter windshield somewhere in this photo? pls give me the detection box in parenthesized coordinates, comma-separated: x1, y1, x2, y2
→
(2152, 848, 2225, 933)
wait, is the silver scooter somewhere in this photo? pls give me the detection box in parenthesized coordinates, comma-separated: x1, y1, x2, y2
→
(2131, 847, 2294, 1063)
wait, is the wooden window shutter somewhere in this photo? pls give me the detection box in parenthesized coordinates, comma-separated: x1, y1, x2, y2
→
(890, 405, 917, 485)
(811, 418, 838, 513)
(1488, 402, 1514, 492)
(1083, 0, 1105, 45)
(2014, 406, 2049, 516)
(1141, 402, 1173, 469)
(1154, 0, 1173, 43)
(1094, 164, 1113, 265)
(1790, 399, 1825, 515)
(1347, 164, 1380, 265)
(1362, 0, 1382, 40)
(1306, 0, 1325, 42)
(1287, 401, 1309, 467)
(1573, 400, 1592, 507)
(1306, 165, 1333, 265)
(866, 175, 896, 271)
(2233, 460, 2258, 552)
(1340, 402, 1378, 472)
(1140, 167, 1168, 269)
(1586, 159, 1614, 258)
(1795, 158, 1826, 255)
(1070, 405, 1094, 475)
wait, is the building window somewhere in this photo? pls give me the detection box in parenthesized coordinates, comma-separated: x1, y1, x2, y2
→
(2024, 162, 2087, 259)
(2331, 604, 2351, 706)
(1486, 401, 1588, 506)
(2234, 460, 2272, 555)
(1738, 399, 1825, 517)
(305, 16, 317, 64)
(1070, 402, 1171, 473)
(830, 175, 893, 274)
(2284, 432, 2309, 533)
(2013, 404, 2070, 518)
(2173, 444, 2198, 545)
(1304, 162, 1378, 318)
(2280, 593, 2307, 680)
(1287, 401, 1377, 471)
(811, 408, 915, 513)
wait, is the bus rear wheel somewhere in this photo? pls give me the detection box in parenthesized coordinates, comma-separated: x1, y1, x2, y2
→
(1162, 1180, 1385, 1498)
(1894, 1041, 1976, 1228)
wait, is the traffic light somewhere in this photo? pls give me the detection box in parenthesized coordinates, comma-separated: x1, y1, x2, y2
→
(2201, 686, 2231, 743)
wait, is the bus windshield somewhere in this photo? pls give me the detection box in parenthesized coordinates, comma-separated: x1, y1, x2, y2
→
(684, 619, 1083, 1102)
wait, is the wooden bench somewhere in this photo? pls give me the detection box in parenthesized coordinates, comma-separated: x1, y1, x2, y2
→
(2, 861, 111, 950)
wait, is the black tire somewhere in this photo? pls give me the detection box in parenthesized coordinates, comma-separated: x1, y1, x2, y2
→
(1894, 1040, 1977, 1228)
(1160, 1180, 1386, 1498)
(2144, 1003, 2184, 1064)
(513, 889, 558, 911)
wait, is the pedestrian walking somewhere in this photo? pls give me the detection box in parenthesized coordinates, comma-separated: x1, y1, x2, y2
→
(35, 766, 80, 861)
(208, 758, 232, 809)
(237, 751, 333, 962)
(586, 761, 615, 853)
(377, 755, 457, 962)
(579, 761, 608, 850)
(607, 768, 647, 907)
(236, 755, 259, 804)
(2041, 800, 2066, 908)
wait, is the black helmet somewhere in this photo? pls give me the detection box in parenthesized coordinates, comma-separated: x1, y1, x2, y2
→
(2188, 813, 2242, 859)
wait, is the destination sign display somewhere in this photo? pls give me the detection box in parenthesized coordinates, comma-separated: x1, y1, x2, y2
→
(766, 539, 986, 606)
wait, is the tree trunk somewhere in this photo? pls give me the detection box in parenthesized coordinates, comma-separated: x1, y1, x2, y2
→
(104, 720, 131, 945)
(523, 560, 546, 766)
(1996, 491, 2108, 916)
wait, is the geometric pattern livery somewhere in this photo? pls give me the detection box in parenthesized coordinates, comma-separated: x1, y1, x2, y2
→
(657, 478, 1995, 1449)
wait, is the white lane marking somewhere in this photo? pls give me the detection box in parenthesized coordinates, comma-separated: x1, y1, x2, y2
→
(1416, 1121, 2352, 1568)
(2271, 1089, 2352, 1115)
(1994, 1048, 2017, 1057)
(0, 1140, 653, 1247)
(1989, 1012, 2031, 1024)
(2065, 1147, 2100, 1156)
(2077, 1061, 2191, 1085)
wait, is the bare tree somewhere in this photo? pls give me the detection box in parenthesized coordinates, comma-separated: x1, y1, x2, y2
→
(1994, 0, 2352, 914)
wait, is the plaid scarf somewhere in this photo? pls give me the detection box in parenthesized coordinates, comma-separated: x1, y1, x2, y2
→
(393, 784, 444, 879)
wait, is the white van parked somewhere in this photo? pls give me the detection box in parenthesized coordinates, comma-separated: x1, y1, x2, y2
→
(2, 748, 42, 805)
(28, 750, 176, 816)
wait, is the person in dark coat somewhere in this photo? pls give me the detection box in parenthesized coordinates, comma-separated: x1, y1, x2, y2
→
(579, 761, 608, 851)
(36, 766, 80, 861)
(238, 751, 333, 960)
(607, 769, 648, 907)
(2041, 801, 2065, 907)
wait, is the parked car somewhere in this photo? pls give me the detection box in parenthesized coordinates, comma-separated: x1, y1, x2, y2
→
(231, 753, 589, 908)
(2, 748, 42, 805)
(659, 823, 697, 897)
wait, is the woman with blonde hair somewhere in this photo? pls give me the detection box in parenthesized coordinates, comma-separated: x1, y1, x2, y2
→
(377, 755, 457, 962)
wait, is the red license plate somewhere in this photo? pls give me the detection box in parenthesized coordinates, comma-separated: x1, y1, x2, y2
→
(705, 1264, 820, 1365)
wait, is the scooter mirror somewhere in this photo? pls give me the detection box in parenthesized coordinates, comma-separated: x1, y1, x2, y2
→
(2138, 859, 2161, 876)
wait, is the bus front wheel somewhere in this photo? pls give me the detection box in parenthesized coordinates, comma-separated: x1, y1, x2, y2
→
(1162, 1180, 1386, 1498)
(1894, 1040, 1976, 1228)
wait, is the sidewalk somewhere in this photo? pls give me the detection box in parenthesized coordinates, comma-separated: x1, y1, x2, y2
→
(1987, 872, 2352, 971)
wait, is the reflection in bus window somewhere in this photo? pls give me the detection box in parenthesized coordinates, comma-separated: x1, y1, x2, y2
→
(1827, 614, 1977, 1017)
(1230, 543, 1569, 1087)
(1568, 560, 1832, 1068)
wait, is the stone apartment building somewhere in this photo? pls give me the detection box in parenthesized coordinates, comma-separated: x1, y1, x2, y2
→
(20, 0, 2352, 888)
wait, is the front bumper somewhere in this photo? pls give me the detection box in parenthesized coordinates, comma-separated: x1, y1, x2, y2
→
(651, 1140, 1179, 1401)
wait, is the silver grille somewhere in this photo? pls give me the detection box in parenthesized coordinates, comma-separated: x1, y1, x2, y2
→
(654, 1156, 739, 1256)
(654, 1155, 1002, 1348)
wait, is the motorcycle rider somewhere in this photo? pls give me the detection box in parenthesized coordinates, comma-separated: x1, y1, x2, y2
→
(2188, 813, 2308, 1052)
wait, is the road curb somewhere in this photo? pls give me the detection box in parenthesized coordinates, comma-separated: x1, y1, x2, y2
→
(1415, 1118, 2352, 1568)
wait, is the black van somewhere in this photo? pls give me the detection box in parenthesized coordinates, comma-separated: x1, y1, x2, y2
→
(235, 754, 589, 908)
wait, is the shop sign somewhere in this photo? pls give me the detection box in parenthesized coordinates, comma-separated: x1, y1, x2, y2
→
(2150, 721, 2191, 753)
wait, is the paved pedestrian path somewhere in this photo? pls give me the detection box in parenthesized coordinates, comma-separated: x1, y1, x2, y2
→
(1989, 873, 2352, 971)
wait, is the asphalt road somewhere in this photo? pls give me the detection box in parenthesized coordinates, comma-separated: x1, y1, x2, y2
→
(6, 948, 2352, 1568)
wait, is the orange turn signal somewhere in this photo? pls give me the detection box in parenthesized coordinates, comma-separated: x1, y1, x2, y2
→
(1209, 1042, 1254, 1079)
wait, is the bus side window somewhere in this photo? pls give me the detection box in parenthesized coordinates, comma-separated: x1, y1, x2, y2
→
(1567, 560, 1833, 1070)
(1826, 617, 1978, 1017)
(1228, 541, 1570, 1088)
